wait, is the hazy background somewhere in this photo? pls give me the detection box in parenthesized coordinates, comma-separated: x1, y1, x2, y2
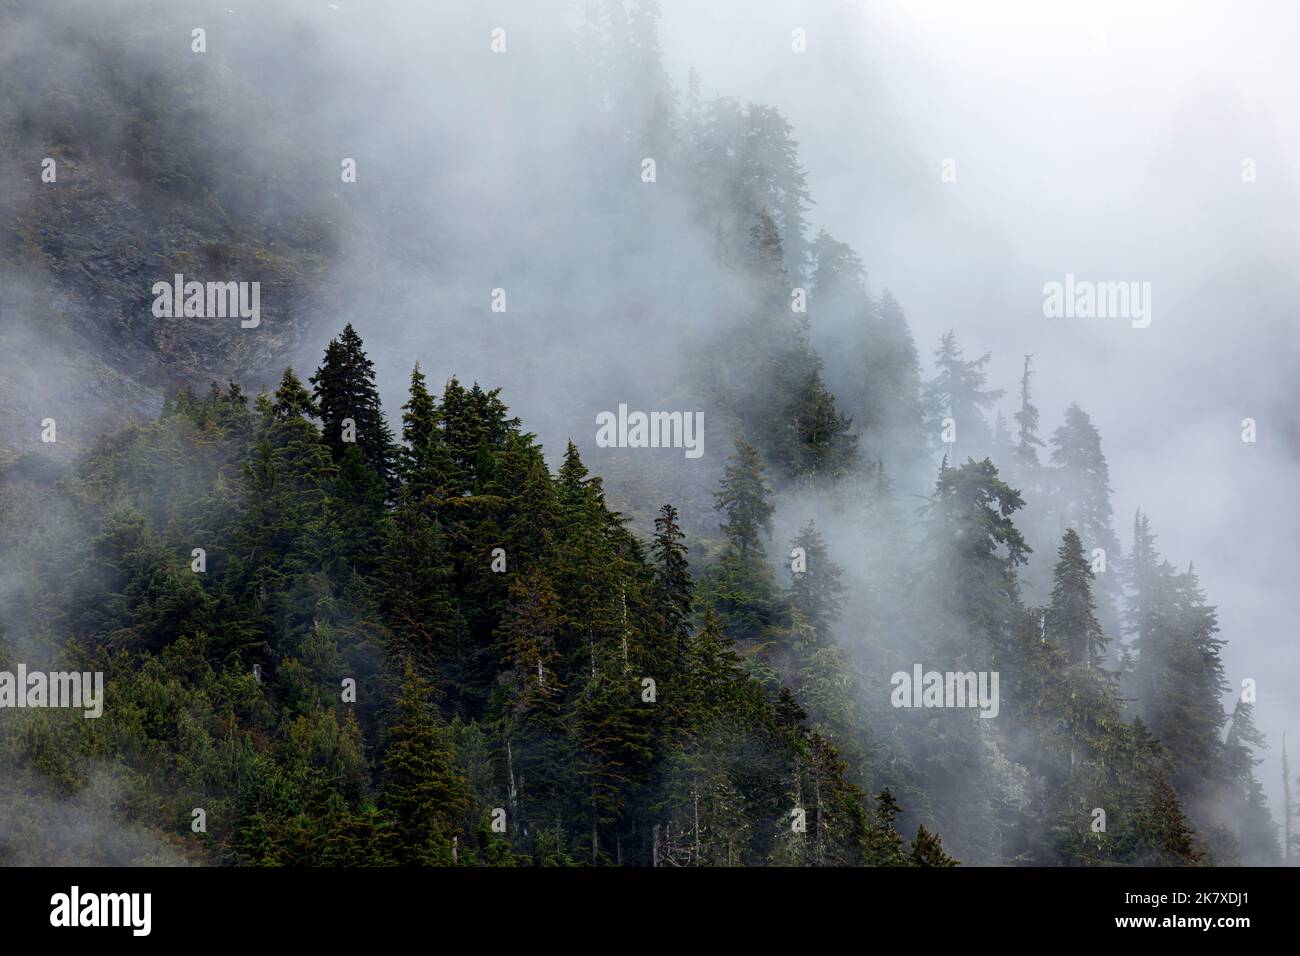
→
(655, 0, 1300, 811)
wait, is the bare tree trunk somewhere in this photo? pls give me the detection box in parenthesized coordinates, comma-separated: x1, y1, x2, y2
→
(693, 782, 701, 866)
(507, 738, 518, 813)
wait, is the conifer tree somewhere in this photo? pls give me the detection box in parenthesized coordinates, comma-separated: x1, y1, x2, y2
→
(497, 567, 564, 715)
(856, 290, 926, 480)
(651, 503, 693, 666)
(910, 824, 959, 866)
(1124, 509, 1163, 683)
(866, 788, 911, 866)
(1046, 528, 1107, 667)
(714, 435, 774, 558)
(923, 330, 1004, 460)
(778, 365, 859, 482)
(1048, 403, 1121, 628)
(494, 566, 573, 842)
(1223, 700, 1280, 863)
(923, 457, 1030, 664)
(788, 520, 845, 643)
(810, 229, 866, 305)
(239, 369, 335, 605)
(1126, 513, 1228, 802)
(550, 442, 631, 686)
(739, 105, 812, 280)
(1135, 771, 1203, 865)
(377, 492, 466, 705)
(439, 378, 520, 494)
(310, 324, 397, 498)
(329, 442, 387, 576)
(380, 662, 471, 865)
(1013, 354, 1044, 471)
(490, 432, 559, 567)
(745, 208, 788, 303)
(399, 363, 455, 499)
(572, 673, 656, 864)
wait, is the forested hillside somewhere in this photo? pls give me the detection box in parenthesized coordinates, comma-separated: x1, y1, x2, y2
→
(0, 317, 1278, 865)
(0, 0, 1287, 867)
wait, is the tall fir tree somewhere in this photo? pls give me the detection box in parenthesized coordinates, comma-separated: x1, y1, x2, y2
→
(651, 503, 693, 670)
(1048, 403, 1121, 633)
(923, 330, 1004, 461)
(714, 435, 775, 558)
(788, 520, 845, 643)
(1013, 354, 1044, 473)
(310, 324, 398, 499)
(380, 662, 472, 865)
(1045, 528, 1108, 668)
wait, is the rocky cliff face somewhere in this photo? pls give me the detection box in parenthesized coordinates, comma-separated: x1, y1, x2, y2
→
(0, 0, 342, 467)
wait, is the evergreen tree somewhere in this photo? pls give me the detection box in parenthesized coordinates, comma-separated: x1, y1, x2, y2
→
(497, 567, 564, 715)
(439, 378, 520, 494)
(810, 229, 866, 305)
(923, 457, 1030, 664)
(910, 824, 959, 866)
(923, 330, 1004, 460)
(399, 362, 455, 499)
(1135, 771, 1203, 865)
(714, 436, 774, 558)
(494, 566, 573, 845)
(856, 290, 926, 482)
(865, 788, 910, 866)
(1013, 354, 1044, 471)
(1048, 403, 1121, 630)
(380, 663, 472, 865)
(1222, 700, 1280, 864)
(745, 207, 788, 304)
(572, 673, 656, 864)
(376, 493, 468, 708)
(1045, 528, 1107, 668)
(310, 324, 398, 498)
(788, 520, 845, 643)
(739, 105, 812, 280)
(651, 503, 693, 667)
(777, 365, 859, 482)
(1126, 513, 1228, 801)
(238, 369, 335, 618)
(492, 432, 559, 566)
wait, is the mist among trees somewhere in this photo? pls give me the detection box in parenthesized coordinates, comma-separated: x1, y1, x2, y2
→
(0, 0, 1292, 867)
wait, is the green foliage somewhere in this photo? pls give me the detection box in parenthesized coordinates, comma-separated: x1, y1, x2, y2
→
(1046, 528, 1107, 668)
(714, 436, 774, 558)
